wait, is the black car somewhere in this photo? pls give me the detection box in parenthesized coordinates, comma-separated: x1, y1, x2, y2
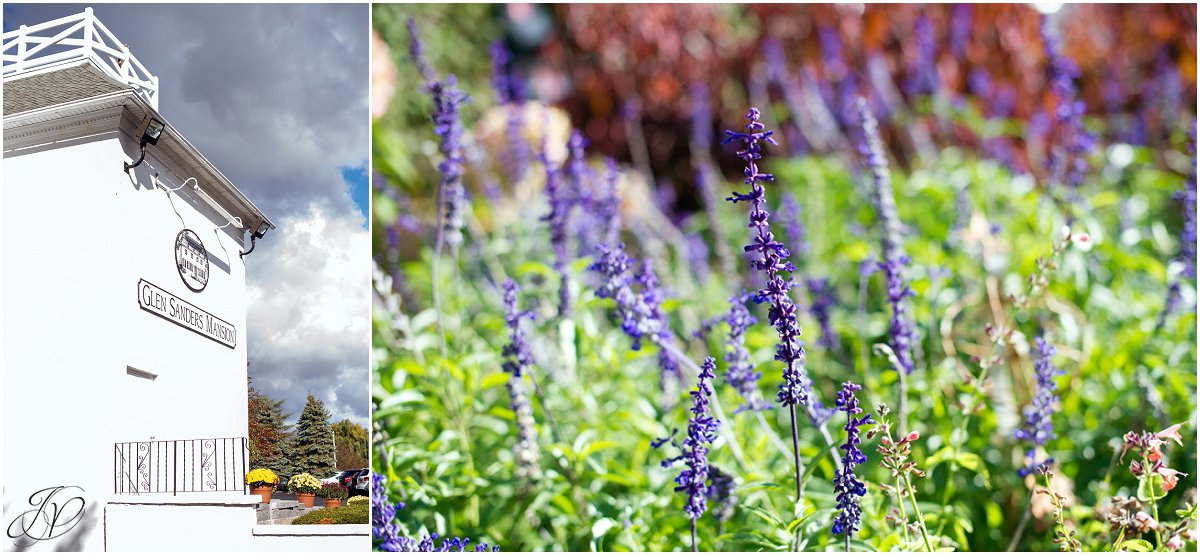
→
(341, 468, 369, 496)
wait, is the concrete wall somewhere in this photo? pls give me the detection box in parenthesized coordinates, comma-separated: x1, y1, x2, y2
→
(103, 502, 369, 551)
(4, 109, 252, 551)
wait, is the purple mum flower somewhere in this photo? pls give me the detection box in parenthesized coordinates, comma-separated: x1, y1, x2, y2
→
(1015, 337, 1063, 477)
(831, 382, 873, 537)
(723, 108, 811, 408)
(856, 97, 916, 374)
(429, 76, 469, 251)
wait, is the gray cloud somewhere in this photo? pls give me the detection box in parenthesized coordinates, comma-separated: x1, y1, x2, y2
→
(5, 4, 370, 427)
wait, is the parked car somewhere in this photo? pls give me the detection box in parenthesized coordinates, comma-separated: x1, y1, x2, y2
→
(351, 469, 370, 496)
(320, 472, 342, 486)
(341, 468, 369, 497)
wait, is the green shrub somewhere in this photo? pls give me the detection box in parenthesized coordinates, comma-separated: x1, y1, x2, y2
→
(291, 503, 368, 525)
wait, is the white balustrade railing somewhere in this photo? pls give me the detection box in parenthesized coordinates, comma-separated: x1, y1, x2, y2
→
(2, 7, 159, 109)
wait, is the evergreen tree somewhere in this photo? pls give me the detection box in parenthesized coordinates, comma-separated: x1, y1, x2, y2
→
(332, 419, 369, 470)
(247, 379, 291, 473)
(292, 393, 337, 477)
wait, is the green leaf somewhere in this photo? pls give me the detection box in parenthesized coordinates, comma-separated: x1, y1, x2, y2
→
(1118, 539, 1154, 552)
(1137, 474, 1166, 502)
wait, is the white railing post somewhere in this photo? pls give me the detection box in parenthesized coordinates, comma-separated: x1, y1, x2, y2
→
(81, 8, 94, 59)
(17, 25, 27, 68)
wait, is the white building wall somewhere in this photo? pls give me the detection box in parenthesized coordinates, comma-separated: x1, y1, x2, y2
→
(4, 117, 252, 551)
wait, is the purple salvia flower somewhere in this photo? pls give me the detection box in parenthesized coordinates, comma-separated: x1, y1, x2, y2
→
(905, 13, 938, 98)
(499, 280, 540, 488)
(1161, 125, 1197, 327)
(1040, 18, 1095, 192)
(406, 17, 436, 88)
(372, 473, 404, 551)
(506, 372, 540, 489)
(691, 82, 736, 279)
(950, 4, 971, 61)
(1014, 337, 1063, 477)
(490, 41, 528, 184)
(779, 192, 808, 264)
(707, 466, 737, 523)
(1178, 124, 1197, 281)
(566, 129, 591, 207)
(856, 97, 916, 374)
(540, 126, 572, 318)
(588, 243, 654, 351)
(686, 233, 711, 284)
(665, 357, 720, 524)
(806, 277, 840, 351)
(763, 38, 842, 153)
(500, 279, 534, 378)
(816, 26, 860, 127)
(723, 107, 810, 408)
(724, 297, 768, 413)
(831, 381, 873, 537)
(690, 81, 714, 159)
(597, 158, 622, 248)
(372, 473, 500, 552)
(430, 76, 469, 251)
(637, 259, 684, 389)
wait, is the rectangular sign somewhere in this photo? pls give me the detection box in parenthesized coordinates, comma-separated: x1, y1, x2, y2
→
(137, 279, 236, 349)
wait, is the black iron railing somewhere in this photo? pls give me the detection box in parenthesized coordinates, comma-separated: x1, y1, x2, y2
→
(114, 437, 248, 495)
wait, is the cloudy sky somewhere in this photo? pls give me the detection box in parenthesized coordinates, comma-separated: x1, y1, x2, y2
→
(3, 4, 370, 428)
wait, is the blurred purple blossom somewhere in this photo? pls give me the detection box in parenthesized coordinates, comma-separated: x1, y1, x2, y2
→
(490, 41, 528, 184)
(856, 97, 916, 374)
(1015, 337, 1063, 477)
(540, 127, 572, 318)
(1041, 18, 1095, 192)
(406, 17, 436, 87)
(430, 76, 469, 251)
(723, 296, 768, 413)
(905, 14, 938, 98)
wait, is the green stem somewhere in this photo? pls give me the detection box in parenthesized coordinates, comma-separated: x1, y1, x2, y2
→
(894, 476, 911, 545)
(904, 473, 934, 552)
(1143, 453, 1163, 548)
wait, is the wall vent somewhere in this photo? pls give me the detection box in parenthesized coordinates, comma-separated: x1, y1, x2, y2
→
(126, 365, 158, 381)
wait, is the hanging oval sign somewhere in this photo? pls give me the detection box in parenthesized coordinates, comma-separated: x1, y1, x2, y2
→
(175, 229, 209, 292)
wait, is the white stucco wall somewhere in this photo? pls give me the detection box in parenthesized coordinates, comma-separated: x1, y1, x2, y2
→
(4, 111, 253, 551)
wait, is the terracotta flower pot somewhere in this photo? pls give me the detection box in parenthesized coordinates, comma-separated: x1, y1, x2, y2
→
(297, 492, 316, 508)
(251, 486, 273, 504)
(323, 498, 341, 508)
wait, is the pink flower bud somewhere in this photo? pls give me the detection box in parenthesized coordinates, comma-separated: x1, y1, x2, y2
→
(904, 431, 920, 443)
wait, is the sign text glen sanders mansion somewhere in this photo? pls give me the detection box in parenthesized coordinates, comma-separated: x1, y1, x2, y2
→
(3, 9, 363, 551)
